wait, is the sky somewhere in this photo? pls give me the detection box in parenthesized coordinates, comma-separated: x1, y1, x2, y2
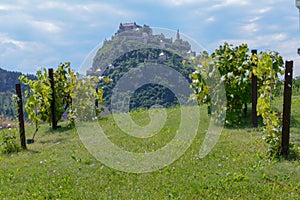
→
(1, 0, 300, 76)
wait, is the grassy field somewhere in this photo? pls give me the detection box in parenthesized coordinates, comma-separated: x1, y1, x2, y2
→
(0, 99, 300, 199)
(273, 95, 300, 147)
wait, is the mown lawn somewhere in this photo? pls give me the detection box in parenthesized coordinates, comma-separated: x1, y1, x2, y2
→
(0, 99, 300, 199)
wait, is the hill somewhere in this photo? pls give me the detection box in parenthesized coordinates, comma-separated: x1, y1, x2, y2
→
(0, 68, 35, 93)
(88, 23, 198, 110)
(0, 68, 36, 118)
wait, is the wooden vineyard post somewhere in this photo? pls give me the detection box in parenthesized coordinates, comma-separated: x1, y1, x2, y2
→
(48, 68, 57, 130)
(251, 49, 258, 127)
(281, 61, 293, 156)
(15, 83, 26, 149)
(95, 87, 99, 108)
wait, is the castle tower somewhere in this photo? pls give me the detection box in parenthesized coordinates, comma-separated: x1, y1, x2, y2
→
(176, 29, 180, 40)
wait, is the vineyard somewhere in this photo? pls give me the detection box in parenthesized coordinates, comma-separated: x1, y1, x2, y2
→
(0, 42, 300, 199)
(0, 103, 299, 199)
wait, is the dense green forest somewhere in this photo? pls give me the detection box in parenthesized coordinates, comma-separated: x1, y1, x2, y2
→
(0, 68, 35, 92)
(98, 48, 195, 110)
(0, 68, 36, 119)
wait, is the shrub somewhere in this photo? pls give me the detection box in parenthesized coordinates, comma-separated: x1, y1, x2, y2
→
(0, 128, 20, 154)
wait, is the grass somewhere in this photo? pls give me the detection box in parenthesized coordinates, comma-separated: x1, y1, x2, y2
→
(0, 101, 300, 199)
(273, 95, 300, 147)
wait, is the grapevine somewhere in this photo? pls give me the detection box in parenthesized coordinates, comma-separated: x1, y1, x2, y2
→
(252, 51, 284, 157)
(19, 62, 108, 135)
(190, 43, 252, 124)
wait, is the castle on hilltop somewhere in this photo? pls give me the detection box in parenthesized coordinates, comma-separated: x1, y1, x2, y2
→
(117, 22, 142, 34)
(115, 22, 194, 54)
(88, 22, 197, 75)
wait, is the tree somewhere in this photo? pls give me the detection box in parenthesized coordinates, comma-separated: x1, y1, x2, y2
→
(293, 76, 300, 95)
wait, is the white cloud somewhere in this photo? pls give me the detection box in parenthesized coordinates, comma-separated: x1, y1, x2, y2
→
(36, 1, 68, 10)
(0, 34, 53, 72)
(271, 33, 287, 41)
(178, 0, 250, 8)
(0, 34, 43, 51)
(30, 20, 62, 34)
(37, 1, 133, 17)
(205, 16, 215, 23)
(211, 0, 249, 10)
(0, 4, 18, 11)
(249, 16, 261, 23)
(0, 37, 26, 50)
(143, 0, 207, 6)
(257, 7, 272, 14)
(166, 0, 203, 6)
(224, 0, 249, 5)
(241, 23, 259, 33)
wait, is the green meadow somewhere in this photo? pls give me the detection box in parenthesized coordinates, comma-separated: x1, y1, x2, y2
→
(0, 98, 300, 199)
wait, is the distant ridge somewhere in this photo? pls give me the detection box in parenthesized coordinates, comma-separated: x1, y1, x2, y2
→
(0, 68, 35, 93)
(0, 68, 36, 118)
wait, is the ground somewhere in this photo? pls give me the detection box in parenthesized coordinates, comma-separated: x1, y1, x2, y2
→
(0, 98, 299, 199)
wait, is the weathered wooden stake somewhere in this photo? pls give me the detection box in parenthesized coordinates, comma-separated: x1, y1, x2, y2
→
(243, 103, 248, 117)
(48, 68, 57, 130)
(15, 83, 26, 149)
(251, 50, 258, 127)
(281, 61, 293, 156)
(95, 87, 99, 108)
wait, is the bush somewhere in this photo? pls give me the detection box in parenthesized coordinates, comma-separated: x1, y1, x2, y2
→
(0, 128, 20, 154)
(190, 43, 252, 125)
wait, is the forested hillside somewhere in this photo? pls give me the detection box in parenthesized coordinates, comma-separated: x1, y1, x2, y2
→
(0, 68, 36, 118)
(98, 48, 195, 110)
(90, 23, 197, 110)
